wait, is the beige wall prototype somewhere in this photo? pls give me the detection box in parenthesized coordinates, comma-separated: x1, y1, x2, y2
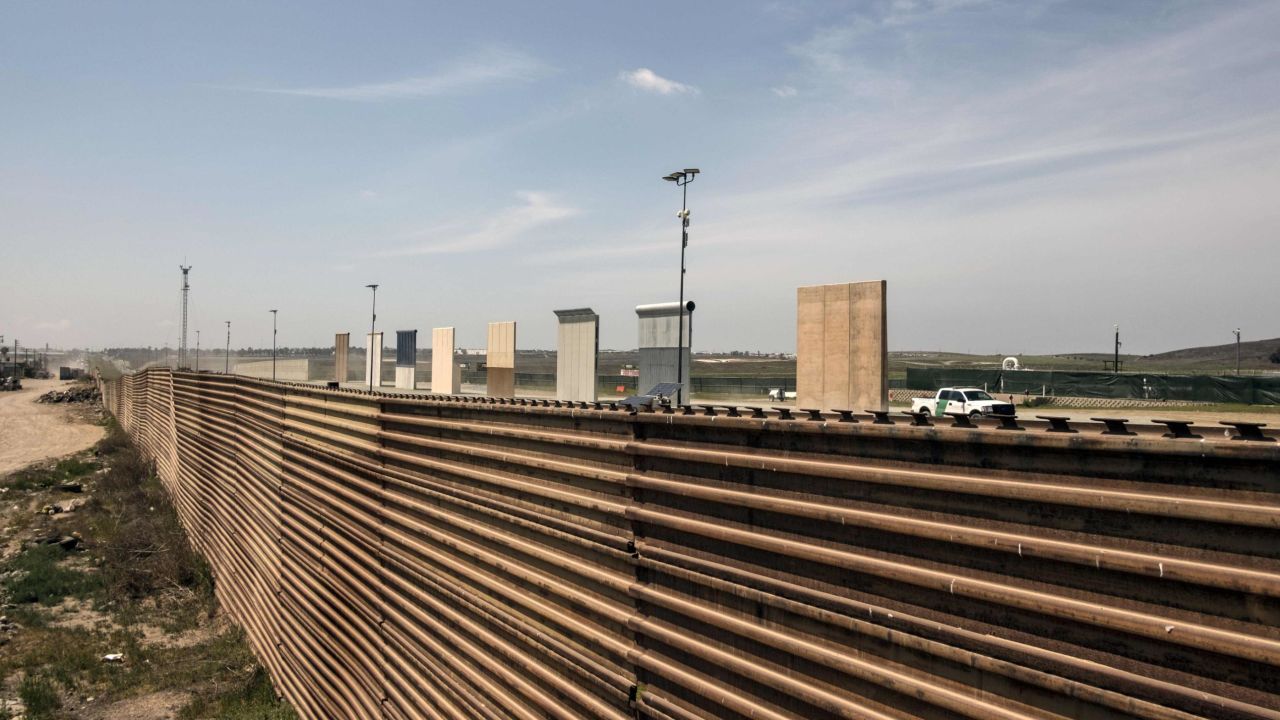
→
(796, 280, 888, 411)
(555, 309, 598, 401)
(334, 333, 349, 382)
(364, 332, 383, 388)
(431, 327, 460, 394)
(486, 321, 516, 397)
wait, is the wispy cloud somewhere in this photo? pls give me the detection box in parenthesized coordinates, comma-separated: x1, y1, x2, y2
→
(618, 68, 699, 95)
(754, 1, 1280, 209)
(235, 47, 548, 101)
(380, 191, 578, 256)
(771, 85, 798, 98)
(34, 318, 71, 331)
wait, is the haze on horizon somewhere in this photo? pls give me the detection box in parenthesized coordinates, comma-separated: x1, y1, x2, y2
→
(2, 1, 1277, 357)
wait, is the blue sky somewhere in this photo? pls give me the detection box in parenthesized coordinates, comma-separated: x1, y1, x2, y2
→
(2, 0, 1277, 355)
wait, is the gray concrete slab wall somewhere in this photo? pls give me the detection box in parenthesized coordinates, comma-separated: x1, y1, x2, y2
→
(636, 301, 693, 398)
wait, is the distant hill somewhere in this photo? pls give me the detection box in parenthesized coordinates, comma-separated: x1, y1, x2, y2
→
(1141, 337, 1280, 370)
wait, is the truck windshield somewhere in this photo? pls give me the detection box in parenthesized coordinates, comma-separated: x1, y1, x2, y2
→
(964, 391, 993, 401)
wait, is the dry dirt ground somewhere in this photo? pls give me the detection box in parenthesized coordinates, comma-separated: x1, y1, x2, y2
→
(0, 388, 292, 720)
(0, 379, 105, 477)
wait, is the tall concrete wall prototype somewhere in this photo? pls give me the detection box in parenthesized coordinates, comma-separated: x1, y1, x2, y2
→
(796, 280, 888, 411)
(555, 308, 598, 401)
(233, 358, 310, 381)
(637, 301, 693, 400)
(364, 332, 383, 388)
(334, 333, 349, 382)
(431, 327, 459, 394)
(486, 321, 516, 397)
(395, 330, 417, 390)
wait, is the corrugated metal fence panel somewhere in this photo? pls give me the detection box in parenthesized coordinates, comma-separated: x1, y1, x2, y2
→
(102, 368, 1280, 720)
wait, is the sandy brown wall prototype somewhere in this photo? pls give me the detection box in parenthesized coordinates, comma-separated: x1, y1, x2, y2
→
(103, 367, 1280, 720)
(797, 280, 888, 411)
(334, 333, 349, 382)
(486, 321, 516, 397)
(431, 327, 459, 394)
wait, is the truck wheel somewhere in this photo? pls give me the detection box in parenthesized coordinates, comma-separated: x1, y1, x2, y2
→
(969, 411, 982, 419)
(920, 407, 931, 417)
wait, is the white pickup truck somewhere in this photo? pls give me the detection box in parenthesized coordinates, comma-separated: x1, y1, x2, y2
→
(911, 388, 1016, 418)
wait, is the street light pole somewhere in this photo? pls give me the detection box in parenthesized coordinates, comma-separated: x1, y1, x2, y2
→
(1234, 328, 1242, 376)
(225, 321, 231, 374)
(663, 168, 700, 405)
(1113, 324, 1121, 374)
(366, 284, 379, 392)
(270, 309, 278, 381)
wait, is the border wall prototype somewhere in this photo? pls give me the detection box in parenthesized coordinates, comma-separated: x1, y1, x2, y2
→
(101, 368, 1280, 720)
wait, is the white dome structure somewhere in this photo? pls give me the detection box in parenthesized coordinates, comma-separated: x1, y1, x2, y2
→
(1002, 357, 1021, 371)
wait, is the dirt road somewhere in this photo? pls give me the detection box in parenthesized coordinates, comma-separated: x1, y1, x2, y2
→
(0, 378, 105, 476)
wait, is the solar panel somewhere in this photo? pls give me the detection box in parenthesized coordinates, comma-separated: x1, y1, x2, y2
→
(644, 383, 682, 398)
(619, 395, 654, 408)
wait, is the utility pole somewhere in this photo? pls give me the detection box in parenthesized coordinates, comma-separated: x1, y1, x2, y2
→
(365, 284, 379, 392)
(1113, 324, 1121, 374)
(195, 330, 201, 372)
(662, 168, 700, 405)
(179, 265, 192, 368)
(225, 321, 231, 374)
(270, 309, 278, 381)
(1234, 328, 1242, 376)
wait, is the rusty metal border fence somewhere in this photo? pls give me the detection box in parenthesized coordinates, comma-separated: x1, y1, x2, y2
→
(100, 368, 1280, 720)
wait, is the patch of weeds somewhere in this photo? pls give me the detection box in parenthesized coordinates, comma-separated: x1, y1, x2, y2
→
(3, 422, 295, 718)
(6, 455, 97, 491)
(4, 603, 49, 628)
(178, 667, 297, 720)
(18, 674, 61, 719)
(144, 625, 256, 691)
(3, 543, 103, 605)
(0, 626, 109, 690)
(94, 417, 130, 453)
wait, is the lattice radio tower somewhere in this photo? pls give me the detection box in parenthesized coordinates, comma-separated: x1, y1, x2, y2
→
(179, 265, 192, 368)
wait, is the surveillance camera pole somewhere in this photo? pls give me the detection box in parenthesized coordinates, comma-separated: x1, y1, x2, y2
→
(664, 168, 700, 405)
(1234, 328, 1241, 376)
(1113, 324, 1121, 374)
(366, 284, 379, 392)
